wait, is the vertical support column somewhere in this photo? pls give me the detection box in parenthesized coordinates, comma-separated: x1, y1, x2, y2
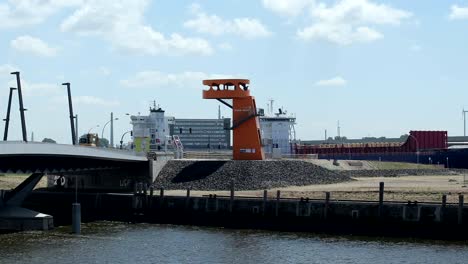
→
(378, 182, 384, 218)
(110, 112, 114, 148)
(159, 187, 164, 209)
(185, 188, 191, 210)
(441, 194, 447, 222)
(229, 180, 235, 213)
(11, 72, 27, 142)
(3, 87, 16, 141)
(63, 83, 76, 145)
(275, 190, 281, 217)
(72, 203, 81, 234)
(324, 192, 330, 220)
(458, 194, 464, 225)
(262, 190, 267, 216)
(75, 114, 79, 144)
(149, 186, 154, 208)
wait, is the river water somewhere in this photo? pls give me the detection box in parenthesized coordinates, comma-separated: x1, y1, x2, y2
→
(1, 222, 468, 264)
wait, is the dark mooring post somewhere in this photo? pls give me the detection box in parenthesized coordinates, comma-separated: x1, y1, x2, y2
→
(441, 194, 447, 222)
(324, 192, 330, 220)
(275, 190, 281, 217)
(11, 72, 27, 142)
(229, 179, 235, 213)
(62, 83, 76, 145)
(3, 87, 16, 141)
(458, 194, 464, 225)
(378, 182, 384, 218)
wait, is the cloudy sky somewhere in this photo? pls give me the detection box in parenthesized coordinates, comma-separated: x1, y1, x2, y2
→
(1, 0, 468, 144)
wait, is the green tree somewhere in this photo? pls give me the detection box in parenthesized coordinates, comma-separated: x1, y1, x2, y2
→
(42, 138, 56, 143)
(98, 138, 109, 148)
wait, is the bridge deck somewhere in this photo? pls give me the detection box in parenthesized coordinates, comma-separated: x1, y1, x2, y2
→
(0, 142, 148, 174)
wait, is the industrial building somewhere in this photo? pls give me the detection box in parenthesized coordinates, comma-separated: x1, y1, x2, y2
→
(171, 118, 231, 149)
(130, 104, 231, 151)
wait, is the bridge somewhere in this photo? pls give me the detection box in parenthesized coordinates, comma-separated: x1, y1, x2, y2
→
(0, 141, 158, 231)
(0, 141, 148, 174)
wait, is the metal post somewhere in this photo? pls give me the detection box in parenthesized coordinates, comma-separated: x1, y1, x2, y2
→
(110, 112, 114, 148)
(3, 87, 16, 141)
(441, 194, 447, 222)
(458, 194, 464, 225)
(185, 188, 191, 210)
(275, 190, 281, 216)
(63, 83, 76, 145)
(378, 182, 384, 218)
(11, 72, 27, 142)
(72, 203, 81, 234)
(229, 179, 234, 213)
(75, 114, 79, 144)
(263, 190, 267, 215)
(324, 192, 330, 219)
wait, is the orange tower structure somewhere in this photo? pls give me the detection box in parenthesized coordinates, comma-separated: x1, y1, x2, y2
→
(202, 79, 265, 160)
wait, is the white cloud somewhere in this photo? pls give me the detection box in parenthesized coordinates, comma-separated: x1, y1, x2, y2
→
(184, 5, 271, 38)
(0, 64, 18, 76)
(449, 5, 468, 20)
(61, 0, 212, 56)
(261, 0, 314, 17)
(11, 35, 58, 57)
(219, 42, 233, 51)
(298, 23, 382, 45)
(315, 76, 347, 87)
(120, 71, 234, 88)
(0, 0, 82, 29)
(262, 0, 411, 45)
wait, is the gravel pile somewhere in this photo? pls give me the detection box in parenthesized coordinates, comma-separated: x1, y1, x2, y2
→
(154, 160, 352, 191)
(344, 169, 457, 178)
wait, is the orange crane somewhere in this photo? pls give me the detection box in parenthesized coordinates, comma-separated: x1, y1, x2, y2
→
(202, 79, 265, 160)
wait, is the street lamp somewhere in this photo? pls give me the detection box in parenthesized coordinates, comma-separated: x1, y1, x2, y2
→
(88, 125, 100, 134)
(120, 130, 132, 149)
(408, 134, 420, 164)
(101, 118, 119, 141)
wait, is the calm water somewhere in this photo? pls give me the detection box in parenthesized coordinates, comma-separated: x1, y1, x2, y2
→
(1, 222, 468, 264)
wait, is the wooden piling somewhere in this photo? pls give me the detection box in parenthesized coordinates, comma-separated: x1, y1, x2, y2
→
(324, 192, 330, 220)
(378, 182, 384, 218)
(185, 188, 191, 210)
(229, 180, 235, 213)
(262, 190, 267, 216)
(275, 190, 281, 217)
(458, 194, 464, 225)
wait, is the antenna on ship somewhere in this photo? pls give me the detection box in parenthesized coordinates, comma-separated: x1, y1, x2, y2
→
(268, 98, 274, 115)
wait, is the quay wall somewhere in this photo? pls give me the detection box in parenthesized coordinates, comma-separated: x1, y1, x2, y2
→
(21, 189, 468, 240)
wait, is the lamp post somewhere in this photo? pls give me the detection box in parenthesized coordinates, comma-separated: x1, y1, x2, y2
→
(120, 131, 132, 149)
(74, 115, 78, 144)
(88, 125, 100, 134)
(101, 117, 119, 144)
(408, 134, 420, 164)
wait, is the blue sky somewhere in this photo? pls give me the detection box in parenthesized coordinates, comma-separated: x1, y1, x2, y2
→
(1, 0, 468, 144)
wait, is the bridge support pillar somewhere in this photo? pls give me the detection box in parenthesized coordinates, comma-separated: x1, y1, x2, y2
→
(0, 173, 54, 231)
(72, 203, 81, 234)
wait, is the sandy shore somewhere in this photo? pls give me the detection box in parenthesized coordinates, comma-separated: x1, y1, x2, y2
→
(2, 173, 468, 203)
(163, 175, 468, 203)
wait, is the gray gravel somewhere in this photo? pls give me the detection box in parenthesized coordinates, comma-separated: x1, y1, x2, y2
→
(344, 169, 458, 178)
(154, 160, 352, 191)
